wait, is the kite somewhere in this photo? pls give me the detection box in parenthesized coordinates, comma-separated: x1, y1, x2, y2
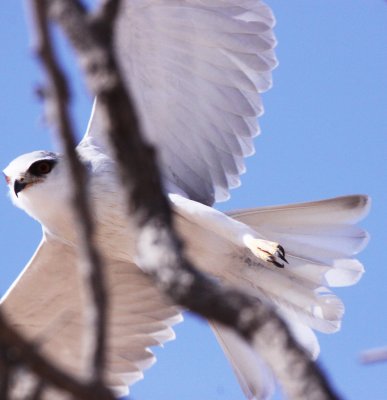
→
(2, 1, 369, 398)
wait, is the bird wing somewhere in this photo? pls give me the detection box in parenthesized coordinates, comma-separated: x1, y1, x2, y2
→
(0, 236, 182, 397)
(82, 0, 277, 205)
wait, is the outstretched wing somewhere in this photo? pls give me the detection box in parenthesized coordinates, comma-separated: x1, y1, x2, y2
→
(83, 0, 277, 205)
(0, 237, 182, 397)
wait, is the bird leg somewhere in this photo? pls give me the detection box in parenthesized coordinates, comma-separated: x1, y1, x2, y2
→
(244, 235, 289, 268)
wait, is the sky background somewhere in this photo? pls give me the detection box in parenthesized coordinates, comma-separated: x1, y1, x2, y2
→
(1, 1, 386, 400)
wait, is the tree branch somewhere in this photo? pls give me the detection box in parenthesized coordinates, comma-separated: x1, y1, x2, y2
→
(0, 312, 114, 400)
(31, 0, 108, 382)
(0, 345, 11, 399)
(361, 347, 387, 364)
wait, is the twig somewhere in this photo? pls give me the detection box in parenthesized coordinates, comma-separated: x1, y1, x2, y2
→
(45, 0, 341, 399)
(0, 312, 114, 400)
(361, 347, 387, 364)
(30, 0, 108, 382)
(27, 379, 46, 400)
(0, 345, 11, 399)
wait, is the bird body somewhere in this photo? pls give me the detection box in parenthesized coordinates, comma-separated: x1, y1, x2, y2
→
(2, 1, 370, 398)
(2, 148, 369, 398)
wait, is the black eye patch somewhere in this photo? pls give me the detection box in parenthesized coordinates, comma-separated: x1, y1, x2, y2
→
(28, 159, 57, 177)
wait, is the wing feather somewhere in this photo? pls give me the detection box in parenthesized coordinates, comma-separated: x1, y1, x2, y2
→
(0, 237, 182, 397)
(83, 0, 277, 205)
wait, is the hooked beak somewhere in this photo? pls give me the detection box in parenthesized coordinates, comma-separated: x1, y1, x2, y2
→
(14, 179, 28, 197)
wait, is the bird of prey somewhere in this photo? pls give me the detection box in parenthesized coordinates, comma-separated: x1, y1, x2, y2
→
(2, 1, 370, 399)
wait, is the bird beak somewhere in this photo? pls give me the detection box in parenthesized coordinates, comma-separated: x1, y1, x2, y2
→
(14, 179, 27, 197)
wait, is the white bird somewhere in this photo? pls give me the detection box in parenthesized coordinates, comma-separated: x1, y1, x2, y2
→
(2, 1, 370, 399)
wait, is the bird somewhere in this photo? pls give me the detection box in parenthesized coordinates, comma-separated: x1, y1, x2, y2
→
(1, 1, 370, 399)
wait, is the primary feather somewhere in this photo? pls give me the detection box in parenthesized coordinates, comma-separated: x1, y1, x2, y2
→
(1, 237, 182, 398)
(84, 0, 277, 205)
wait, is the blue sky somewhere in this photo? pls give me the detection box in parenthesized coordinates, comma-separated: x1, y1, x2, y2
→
(1, 1, 386, 400)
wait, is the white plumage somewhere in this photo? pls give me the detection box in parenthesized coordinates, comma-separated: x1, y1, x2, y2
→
(87, 0, 277, 204)
(1, 1, 369, 399)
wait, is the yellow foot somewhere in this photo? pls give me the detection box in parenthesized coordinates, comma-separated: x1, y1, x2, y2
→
(244, 235, 288, 268)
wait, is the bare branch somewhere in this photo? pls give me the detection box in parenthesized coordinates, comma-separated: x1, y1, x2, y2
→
(0, 345, 11, 399)
(27, 380, 46, 400)
(361, 347, 387, 364)
(44, 1, 342, 399)
(30, 0, 108, 382)
(0, 312, 114, 400)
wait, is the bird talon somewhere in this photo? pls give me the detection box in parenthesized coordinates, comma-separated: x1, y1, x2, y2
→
(267, 255, 284, 268)
(244, 235, 288, 268)
(276, 245, 289, 264)
(273, 259, 285, 268)
(277, 245, 285, 257)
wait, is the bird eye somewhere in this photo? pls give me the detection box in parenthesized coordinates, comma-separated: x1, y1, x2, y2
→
(28, 160, 56, 176)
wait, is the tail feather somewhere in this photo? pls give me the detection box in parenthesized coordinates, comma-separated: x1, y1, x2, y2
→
(216, 194, 370, 380)
(209, 195, 369, 398)
(260, 225, 368, 260)
(224, 257, 344, 333)
(279, 314, 320, 359)
(229, 195, 370, 226)
(261, 286, 344, 334)
(286, 255, 365, 287)
(210, 322, 275, 400)
(228, 194, 370, 291)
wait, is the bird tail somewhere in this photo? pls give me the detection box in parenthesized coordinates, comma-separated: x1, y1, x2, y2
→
(210, 321, 275, 400)
(212, 195, 370, 399)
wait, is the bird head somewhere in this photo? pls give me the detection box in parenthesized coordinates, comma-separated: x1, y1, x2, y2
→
(3, 151, 69, 224)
